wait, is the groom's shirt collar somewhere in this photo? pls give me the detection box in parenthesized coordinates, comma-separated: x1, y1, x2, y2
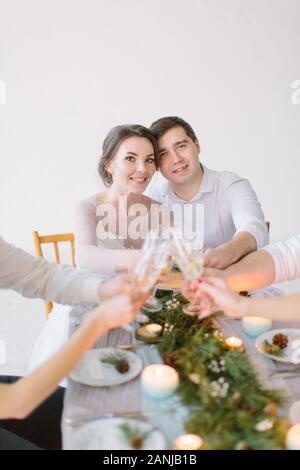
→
(165, 164, 216, 203)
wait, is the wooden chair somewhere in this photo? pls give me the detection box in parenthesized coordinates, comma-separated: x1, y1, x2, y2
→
(32, 231, 76, 318)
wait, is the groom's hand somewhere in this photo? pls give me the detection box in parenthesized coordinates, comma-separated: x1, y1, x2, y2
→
(203, 244, 237, 269)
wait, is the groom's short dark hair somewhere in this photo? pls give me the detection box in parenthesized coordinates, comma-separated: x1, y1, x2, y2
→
(150, 116, 197, 142)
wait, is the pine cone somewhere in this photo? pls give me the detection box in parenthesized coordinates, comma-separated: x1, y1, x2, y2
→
(116, 359, 130, 374)
(272, 333, 289, 349)
(163, 351, 180, 370)
(264, 403, 278, 416)
(131, 436, 143, 449)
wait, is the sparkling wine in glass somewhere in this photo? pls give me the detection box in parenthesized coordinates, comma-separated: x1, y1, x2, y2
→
(171, 231, 204, 314)
(134, 234, 169, 313)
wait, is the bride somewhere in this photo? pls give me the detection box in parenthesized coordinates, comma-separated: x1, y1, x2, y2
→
(29, 124, 170, 380)
(74, 123, 168, 274)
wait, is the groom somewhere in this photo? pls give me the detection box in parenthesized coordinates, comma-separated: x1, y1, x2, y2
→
(145, 116, 269, 269)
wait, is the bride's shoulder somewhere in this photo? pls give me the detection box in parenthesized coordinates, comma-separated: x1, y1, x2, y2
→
(95, 191, 108, 204)
(75, 194, 100, 216)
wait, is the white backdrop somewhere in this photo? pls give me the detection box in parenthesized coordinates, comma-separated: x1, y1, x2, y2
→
(0, 0, 300, 374)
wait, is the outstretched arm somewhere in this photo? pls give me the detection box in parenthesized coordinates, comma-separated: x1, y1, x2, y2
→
(0, 291, 146, 419)
(204, 177, 269, 269)
(0, 236, 100, 305)
(204, 235, 300, 292)
(74, 198, 140, 273)
(198, 277, 300, 323)
(204, 231, 257, 270)
(222, 248, 275, 291)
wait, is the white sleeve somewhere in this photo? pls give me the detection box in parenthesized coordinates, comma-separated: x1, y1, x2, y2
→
(225, 177, 269, 248)
(0, 236, 100, 305)
(263, 235, 300, 283)
(74, 200, 135, 274)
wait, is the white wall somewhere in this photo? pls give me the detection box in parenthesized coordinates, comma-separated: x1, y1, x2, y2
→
(0, 0, 300, 374)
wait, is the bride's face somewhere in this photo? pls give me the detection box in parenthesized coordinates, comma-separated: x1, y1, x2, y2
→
(107, 136, 156, 194)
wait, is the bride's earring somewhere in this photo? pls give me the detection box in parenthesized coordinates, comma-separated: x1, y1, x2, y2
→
(106, 166, 113, 182)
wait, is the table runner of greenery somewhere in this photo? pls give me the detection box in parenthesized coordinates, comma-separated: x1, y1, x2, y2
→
(140, 291, 289, 450)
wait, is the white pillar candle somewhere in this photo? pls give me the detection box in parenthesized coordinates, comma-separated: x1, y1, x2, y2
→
(242, 316, 272, 338)
(173, 434, 203, 450)
(286, 424, 300, 450)
(225, 336, 245, 352)
(141, 364, 179, 399)
(145, 324, 163, 337)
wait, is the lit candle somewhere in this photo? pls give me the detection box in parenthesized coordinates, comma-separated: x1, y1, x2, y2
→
(143, 297, 162, 313)
(173, 434, 203, 450)
(141, 364, 179, 399)
(225, 336, 245, 352)
(242, 316, 272, 338)
(286, 424, 300, 450)
(145, 324, 163, 337)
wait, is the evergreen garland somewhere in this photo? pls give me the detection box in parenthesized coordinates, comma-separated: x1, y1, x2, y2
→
(141, 291, 289, 450)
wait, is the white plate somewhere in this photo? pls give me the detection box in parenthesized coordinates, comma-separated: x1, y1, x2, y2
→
(69, 347, 143, 387)
(71, 417, 167, 450)
(255, 329, 300, 363)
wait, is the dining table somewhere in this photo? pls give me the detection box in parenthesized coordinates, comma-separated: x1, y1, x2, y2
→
(62, 286, 300, 450)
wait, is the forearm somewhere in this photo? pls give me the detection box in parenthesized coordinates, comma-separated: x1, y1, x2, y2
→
(204, 232, 258, 270)
(0, 316, 107, 419)
(0, 237, 99, 305)
(224, 249, 276, 292)
(76, 245, 140, 273)
(226, 231, 257, 264)
(239, 293, 300, 322)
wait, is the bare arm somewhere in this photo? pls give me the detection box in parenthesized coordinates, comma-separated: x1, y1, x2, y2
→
(76, 245, 140, 273)
(74, 198, 140, 273)
(204, 175, 269, 269)
(225, 248, 276, 291)
(198, 277, 300, 323)
(241, 293, 300, 322)
(0, 293, 142, 419)
(0, 314, 105, 419)
(203, 248, 276, 292)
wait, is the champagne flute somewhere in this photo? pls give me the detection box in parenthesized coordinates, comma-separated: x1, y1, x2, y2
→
(171, 231, 204, 314)
(134, 232, 170, 313)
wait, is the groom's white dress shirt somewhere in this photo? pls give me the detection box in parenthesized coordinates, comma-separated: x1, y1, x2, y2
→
(145, 165, 269, 250)
(0, 236, 100, 305)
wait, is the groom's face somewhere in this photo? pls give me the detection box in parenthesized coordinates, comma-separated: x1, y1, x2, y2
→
(157, 126, 200, 185)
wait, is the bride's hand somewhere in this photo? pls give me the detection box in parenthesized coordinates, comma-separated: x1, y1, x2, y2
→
(181, 279, 201, 302)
